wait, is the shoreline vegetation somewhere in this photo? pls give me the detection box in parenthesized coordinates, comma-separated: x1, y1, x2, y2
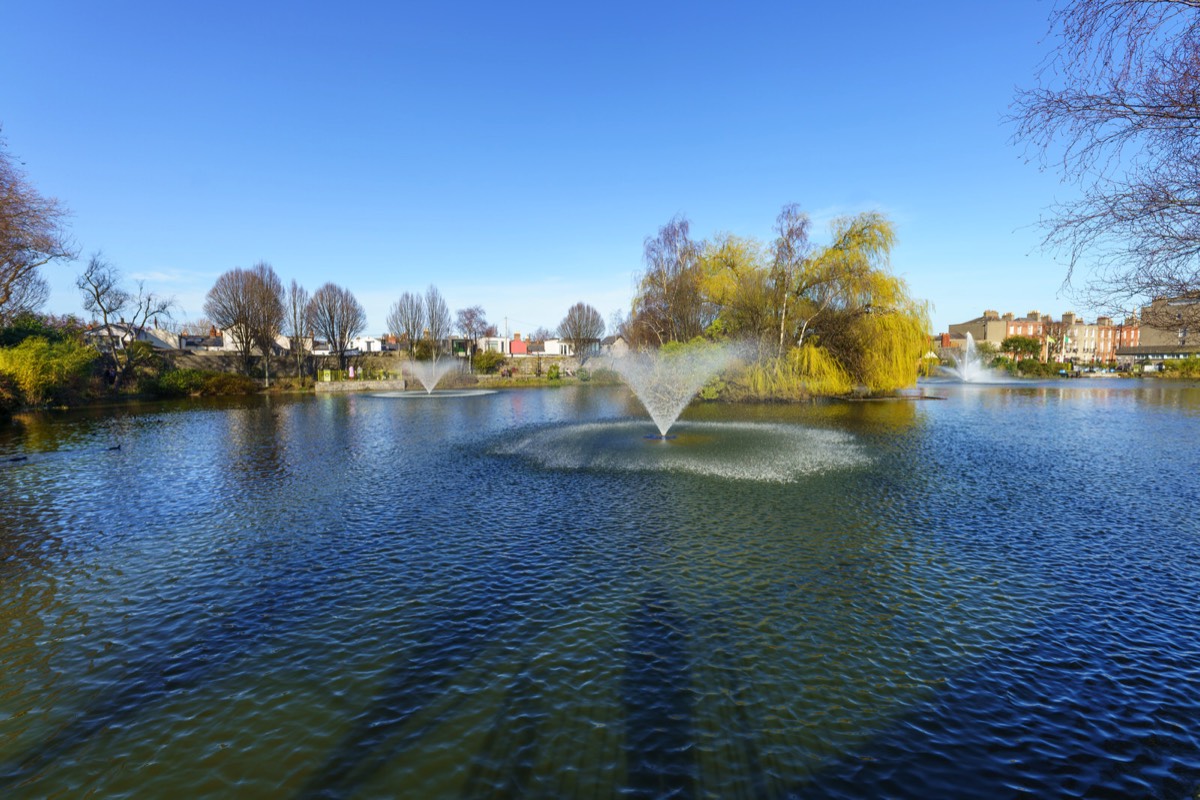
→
(3, 164, 1196, 416)
(2, 337, 1194, 417)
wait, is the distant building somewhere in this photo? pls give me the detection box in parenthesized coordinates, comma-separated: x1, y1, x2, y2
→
(350, 335, 384, 353)
(1115, 296, 1199, 367)
(84, 323, 177, 351)
(948, 310, 1048, 360)
(510, 333, 529, 356)
(600, 335, 629, 356)
(945, 309, 1140, 365)
(179, 325, 225, 351)
(477, 336, 509, 354)
(542, 338, 574, 357)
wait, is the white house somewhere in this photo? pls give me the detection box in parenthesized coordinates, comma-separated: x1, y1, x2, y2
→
(544, 337, 602, 358)
(542, 338, 574, 356)
(351, 335, 384, 353)
(84, 323, 177, 351)
(477, 336, 510, 354)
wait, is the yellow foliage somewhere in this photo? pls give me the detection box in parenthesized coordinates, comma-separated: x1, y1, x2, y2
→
(0, 337, 97, 406)
(790, 343, 853, 395)
(629, 205, 933, 399)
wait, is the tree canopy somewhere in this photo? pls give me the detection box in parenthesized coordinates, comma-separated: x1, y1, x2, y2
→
(558, 301, 605, 363)
(204, 262, 284, 380)
(306, 282, 365, 370)
(625, 205, 929, 396)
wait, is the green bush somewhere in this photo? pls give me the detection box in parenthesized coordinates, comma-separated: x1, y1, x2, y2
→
(0, 337, 98, 406)
(0, 372, 19, 415)
(1163, 357, 1200, 378)
(202, 373, 262, 395)
(0, 312, 85, 347)
(151, 368, 260, 397)
(576, 367, 591, 382)
(152, 368, 207, 397)
(473, 350, 505, 374)
(699, 376, 727, 400)
(547, 364, 561, 380)
(589, 367, 619, 384)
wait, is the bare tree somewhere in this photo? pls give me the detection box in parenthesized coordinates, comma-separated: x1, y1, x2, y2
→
(424, 284, 451, 359)
(0, 269, 49, 325)
(558, 301, 605, 364)
(767, 205, 814, 358)
(529, 326, 555, 343)
(167, 318, 215, 335)
(76, 253, 174, 390)
(203, 262, 284, 380)
(286, 280, 310, 381)
(246, 262, 284, 386)
(386, 291, 425, 357)
(455, 305, 490, 370)
(204, 267, 256, 368)
(306, 282, 366, 370)
(1, 134, 75, 317)
(628, 216, 714, 346)
(1013, 0, 1200, 332)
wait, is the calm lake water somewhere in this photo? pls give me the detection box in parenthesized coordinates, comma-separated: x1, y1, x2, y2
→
(1, 380, 1199, 798)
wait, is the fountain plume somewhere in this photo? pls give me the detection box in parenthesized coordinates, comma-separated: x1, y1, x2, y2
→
(609, 341, 746, 437)
(404, 357, 458, 394)
(943, 333, 991, 382)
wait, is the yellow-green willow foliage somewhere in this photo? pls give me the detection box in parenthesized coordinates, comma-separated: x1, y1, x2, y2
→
(0, 336, 96, 406)
(632, 206, 931, 398)
(738, 343, 854, 399)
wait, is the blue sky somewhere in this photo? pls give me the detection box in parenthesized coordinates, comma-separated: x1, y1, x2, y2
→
(3, 1, 1072, 336)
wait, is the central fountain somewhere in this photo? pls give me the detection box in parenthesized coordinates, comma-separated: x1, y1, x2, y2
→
(941, 332, 1009, 383)
(493, 340, 869, 480)
(370, 357, 496, 400)
(404, 357, 458, 394)
(608, 341, 746, 438)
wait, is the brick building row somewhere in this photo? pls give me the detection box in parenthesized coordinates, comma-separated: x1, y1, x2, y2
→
(940, 297, 1200, 367)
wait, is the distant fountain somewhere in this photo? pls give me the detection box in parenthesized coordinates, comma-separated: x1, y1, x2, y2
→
(942, 332, 1005, 383)
(405, 357, 458, 394)
(609, 342, 746, 438)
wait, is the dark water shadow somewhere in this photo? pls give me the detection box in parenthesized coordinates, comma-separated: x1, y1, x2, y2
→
(792, 603, 1200, 800)
(295, 564, 558, 800)
(0, 569, 317, 789)
(622, 585, 698, 799)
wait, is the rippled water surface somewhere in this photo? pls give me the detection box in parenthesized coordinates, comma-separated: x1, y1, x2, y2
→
(2, 381, 1199, 798)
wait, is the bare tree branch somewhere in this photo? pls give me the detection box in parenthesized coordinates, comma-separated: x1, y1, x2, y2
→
(0, 133, 75, 315)
(1013, 0, 1200, 319)
(76, 253, 175, 390)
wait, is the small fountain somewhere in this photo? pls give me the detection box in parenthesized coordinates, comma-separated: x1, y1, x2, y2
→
(609, 342, 746, 438)
(943, 332, 1000, 383)
(405, 357, 458, 394)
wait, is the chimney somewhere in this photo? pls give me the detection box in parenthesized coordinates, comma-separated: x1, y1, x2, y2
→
(514, 332, 522, 341)
(1028, 310, 1040, 320)
(983, 309, 999, 320)
(1002, 312, 1014, 321)
(1062, 312, 1076, 326)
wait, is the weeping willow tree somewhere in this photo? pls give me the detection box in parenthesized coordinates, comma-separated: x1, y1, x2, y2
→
(634, 205, 930, 398)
